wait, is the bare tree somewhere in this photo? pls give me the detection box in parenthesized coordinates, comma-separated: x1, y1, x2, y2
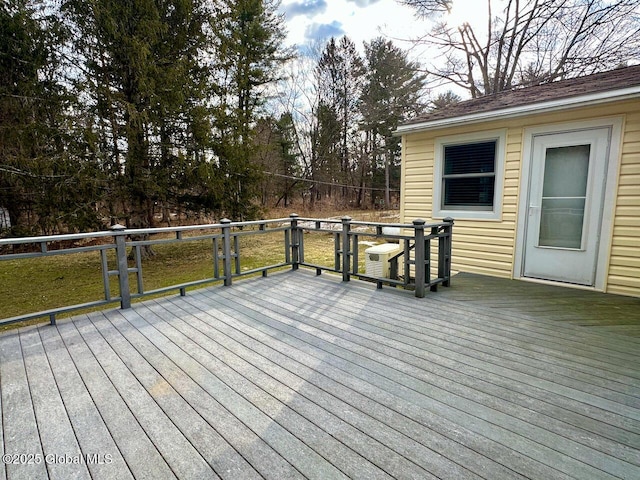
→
(270, 46, 325, 207)
(398, 0, 452, 16)
(401, 0, 640, 97)
(316, 36, 364, 203)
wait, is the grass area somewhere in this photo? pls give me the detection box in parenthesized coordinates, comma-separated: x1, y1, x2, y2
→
(0, 209, 395, 329)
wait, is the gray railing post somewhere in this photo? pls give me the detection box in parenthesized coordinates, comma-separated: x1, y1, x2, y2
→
(413, 219, 426, 298)
(441, 217, 454, 287)
(290, 213, 299, 270)
(221, 218, 232, 286)
(429, 224, 438, 292)
(341, 216, 351, 282)
(111, 224, 131, 309)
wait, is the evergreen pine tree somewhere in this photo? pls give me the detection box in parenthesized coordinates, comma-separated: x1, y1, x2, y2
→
(211, 0, 290, 220)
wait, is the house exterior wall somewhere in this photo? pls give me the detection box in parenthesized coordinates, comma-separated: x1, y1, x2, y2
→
(610, 106, 640, 296)
(400, 99, 640, 296)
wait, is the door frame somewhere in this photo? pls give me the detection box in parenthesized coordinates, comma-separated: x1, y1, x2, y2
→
(513, 117, 624, 290)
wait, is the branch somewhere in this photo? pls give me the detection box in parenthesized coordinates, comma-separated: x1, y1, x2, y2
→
(397, 0, 452, 18)
(459, 24, 490, 96)
(0, 165, 69, 180)
(551, 0, 597, 78)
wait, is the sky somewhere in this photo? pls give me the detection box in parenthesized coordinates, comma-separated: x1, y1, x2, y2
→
(278, 0, 492, 51)
(279, 0, 426, 51)
(277, 0, 493, 99)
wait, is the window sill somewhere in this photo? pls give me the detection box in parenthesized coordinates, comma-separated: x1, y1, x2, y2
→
(433, 209, 502, 221)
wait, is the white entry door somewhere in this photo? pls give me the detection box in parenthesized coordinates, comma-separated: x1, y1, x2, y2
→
(523, 128, 611, 286)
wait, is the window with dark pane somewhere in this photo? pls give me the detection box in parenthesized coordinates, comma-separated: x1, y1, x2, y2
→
(442, 140, 496, 210)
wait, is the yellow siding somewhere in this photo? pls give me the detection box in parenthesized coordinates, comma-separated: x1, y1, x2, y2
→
(401, 125, 522, 278)
(614, 215, 640, 226)
(400, 99, 640, 296)
(608, 109, 640, 296)
(610, 255, 640, 268)
(611, 245, 640, 258)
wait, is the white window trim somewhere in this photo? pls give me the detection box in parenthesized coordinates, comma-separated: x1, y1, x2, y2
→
(433, 129, 506, 221)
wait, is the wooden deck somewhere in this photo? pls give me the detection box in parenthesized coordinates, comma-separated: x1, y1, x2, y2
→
(1, 270, 639, 480)
(436, 272, 640, 337)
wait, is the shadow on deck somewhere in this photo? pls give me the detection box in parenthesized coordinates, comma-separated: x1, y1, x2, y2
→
(1, 270, 639, 479)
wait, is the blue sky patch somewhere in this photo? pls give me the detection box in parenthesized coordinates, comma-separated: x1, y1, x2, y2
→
(305, 20, 345, 42)
(283, 0, 328, 19)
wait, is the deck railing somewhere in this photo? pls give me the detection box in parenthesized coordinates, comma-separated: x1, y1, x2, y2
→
(0, 215, 453, 326)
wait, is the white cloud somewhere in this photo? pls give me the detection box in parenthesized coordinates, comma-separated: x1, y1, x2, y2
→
(284, 0, 426, 53)
(304, 21, 346, 42)
(282, 0, 328, 19)
(345, 0, 383, 6)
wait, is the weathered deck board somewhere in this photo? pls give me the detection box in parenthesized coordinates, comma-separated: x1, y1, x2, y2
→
(223, 276, 640, 454)
(19, 328, 91, 480)
(38, 322, 134, 480)
(107, 308, 350, 480)
(83, 312, 264, 480)
(205, 277, 638, 480)
(54, 319, 177, 480)
(0, 330, 47, 480)
(126, 303, 431, 480)
(72, 315, 216, 479)
(1, 270, 639, 479)
(0, 332, 4, 480)
(435, 272, 640, 336)
(169, 291, 555, 480)
(234, 274, 640, 398)
(97, 308, 310, 480)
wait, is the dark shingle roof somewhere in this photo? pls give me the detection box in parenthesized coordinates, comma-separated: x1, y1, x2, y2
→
(403, 65, 640, 126)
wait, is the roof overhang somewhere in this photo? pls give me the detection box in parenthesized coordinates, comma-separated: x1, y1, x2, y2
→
(394, 86, 640, 136)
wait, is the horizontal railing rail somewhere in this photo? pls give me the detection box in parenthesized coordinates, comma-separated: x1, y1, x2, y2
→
(294, 216, 454, 297)
(0, 214, 453, 326)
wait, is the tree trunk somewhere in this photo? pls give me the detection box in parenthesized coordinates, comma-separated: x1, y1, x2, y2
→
(384, 151, 391, 209)
(124, 84, 155, 259)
